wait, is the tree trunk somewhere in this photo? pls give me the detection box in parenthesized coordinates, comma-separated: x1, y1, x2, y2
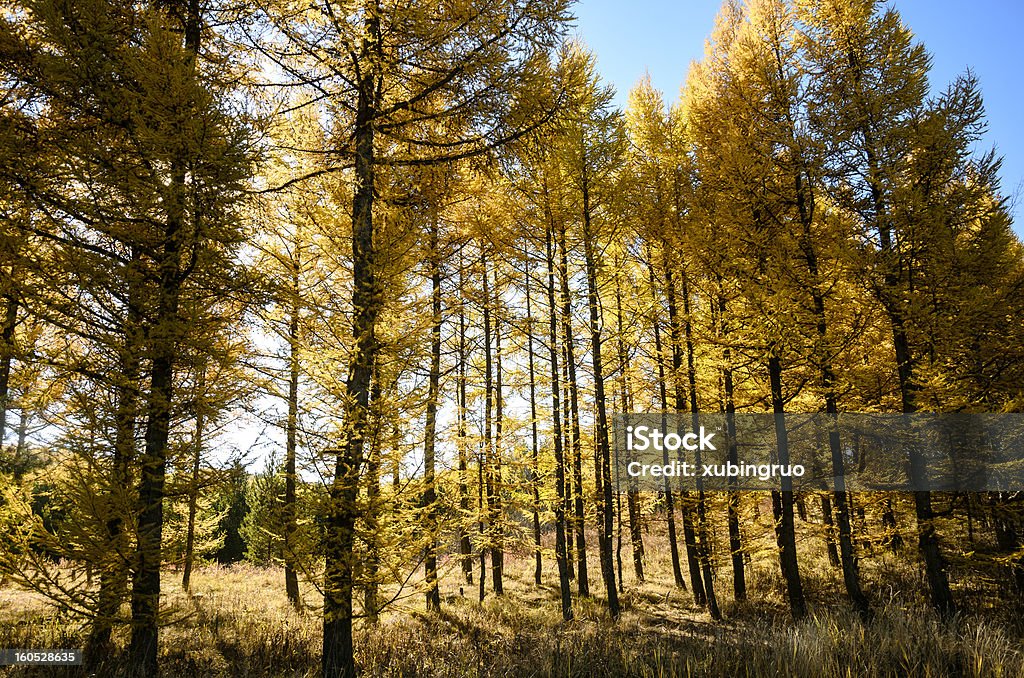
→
(681, 272, 720, 619)
(323, 13, 381, 674)
(481, 250, 502, 596)
(820, 494, 840, 568)
(561, 342, 576, 582)
(129, 141, 188, 678)
(456, 259, 473, 585)
(647, 258, 685, 591)
(0, 295, 17, 446)
(284, 234, 302, 609)
(422, 218, 442, 611)
(477, 446, 487, 603)
(544, 211, 573, 621)
(663, 258, 705, 606)
(580, 166, 618, 618)
(557, 222, 588, 596)
(615, 277, 644, 582)
(525, 255, 543, 587)
(717, 291, 745, 601)
(491, 265, 505, 595)
(128, 4, 205, 668)
(863, 92, 956, 620)
(767, 354, 806, 620)
(793, 171, 870, 614)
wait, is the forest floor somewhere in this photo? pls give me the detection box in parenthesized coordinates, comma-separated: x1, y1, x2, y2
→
(2, 512, 1024, 676)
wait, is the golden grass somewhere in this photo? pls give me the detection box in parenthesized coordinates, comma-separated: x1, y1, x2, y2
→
(2, 509, 1022, 676)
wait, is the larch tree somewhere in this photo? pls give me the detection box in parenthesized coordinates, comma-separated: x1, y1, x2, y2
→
(552, 42, 625, 618)
(1, 2, 255, 673)
(252, 1, 571, 672)
(686, 0, 811, 619)
(624, 78, 688, 594)
(800, 0, 965, 617)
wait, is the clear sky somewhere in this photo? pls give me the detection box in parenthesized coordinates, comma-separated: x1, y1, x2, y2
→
(571, 0, 1024, 232)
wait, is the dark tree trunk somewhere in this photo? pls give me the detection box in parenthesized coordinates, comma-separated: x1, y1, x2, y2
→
(647, 258, 685, 591)
(793, 182, 870, 614)
(0, 294, 17, 446)
(883, 231, 954, 617)
(491, 265, 505, 595)
(580, 167, 618, 618)
(862, 96, 956, 620)
(128, 213, 182, 676)
(323, 13, 381, 675)
(561, 342, 575, 582)
(663, 259, 705, 605)
(479, 250, 492, 603)
(456, 259, 474, 585)
(680, 272, 719, 619)
(478, 445, 487, 603)
(820, 494, 840, 568)
(422, 218, 442, 611)
(525, 255, 543, 587)
(129, 138, 189, 678)
(557, 223, 588, 596)
(717, 291, 745, 601)
(615, 278, 644, 582)
(129, 5, 203, 669)
(767, 354, 806, 620)
(481, 250, 503, 596)
(284, 236, 302, 609)
(544, 215, 573, 621)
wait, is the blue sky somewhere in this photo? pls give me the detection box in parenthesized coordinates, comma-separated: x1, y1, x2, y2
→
(571, 0, 1024, 232)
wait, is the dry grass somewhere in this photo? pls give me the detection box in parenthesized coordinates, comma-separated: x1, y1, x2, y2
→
(2, 513, 1023, 676)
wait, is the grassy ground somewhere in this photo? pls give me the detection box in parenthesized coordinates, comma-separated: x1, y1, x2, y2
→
(2, 508, 1023, 676)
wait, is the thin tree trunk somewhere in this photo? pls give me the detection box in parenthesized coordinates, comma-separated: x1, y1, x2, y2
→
(561, 342, 576, 582)
(615, 277, 644, 582)
(717, 291, 745, 601)
(525, 255, 543, 587)
(647, 258, 685, 590)
(491, 265, 505, 595)
(0, 295, 17, 446)
(481, 250, 503, 596)
(680, 272, 720, 619)
(544, 209, 573, 621)
(860, 92, 956, 620)
(14, 405, 28, 473)
(457, 257, 473, 585)
(882, 496, 903, 551)
(422, 218, 442, 611)
(557, 222, 588, 596)
(768, 354, 807, 620)
(821, 494, 840, 567)
(580, 164, 618, 618)
(792, 163, 869, 615)
(478, 447, 487, 603)
(663, 257, 705, 605)
(284, 233, 302, 609)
